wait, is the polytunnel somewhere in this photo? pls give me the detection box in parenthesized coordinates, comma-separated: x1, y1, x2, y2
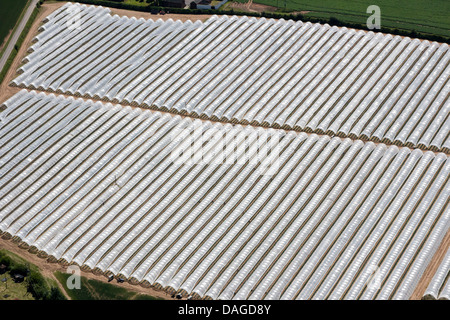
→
(9, 3, 450, 151)
(0, 90, 448, 300)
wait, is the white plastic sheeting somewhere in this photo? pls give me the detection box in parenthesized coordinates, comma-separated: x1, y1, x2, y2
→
(422, 248, 450, 300)
(0, 90, 448, 300)
(10, 3, 450, 152)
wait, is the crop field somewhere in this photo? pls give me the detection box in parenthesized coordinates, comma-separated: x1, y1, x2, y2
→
(423, 248, 450, 299)
(124, 0, 152, 6)
(0, 3, 448, 301)
(0, 0, 28, 50)
(233, 0, 450, 37)
(13, 4, 450, 152)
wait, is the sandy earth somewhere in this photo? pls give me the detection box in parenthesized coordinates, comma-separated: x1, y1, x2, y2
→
(0, 29, 14, 53)
(293, 11, 311, 15)
(0, 2, 214, 105)
(0, 2, 64, 103)
(0, 238, 175, 300)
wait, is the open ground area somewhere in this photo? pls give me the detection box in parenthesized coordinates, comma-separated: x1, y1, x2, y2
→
(0, 247, 66, 300)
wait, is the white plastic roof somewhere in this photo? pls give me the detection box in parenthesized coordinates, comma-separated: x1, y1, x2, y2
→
(11, 3, 450, 152)
(0, 89, 448, 300)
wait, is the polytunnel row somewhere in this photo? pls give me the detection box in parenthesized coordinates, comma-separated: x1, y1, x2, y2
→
(10, 3, 450, 153)
(29, 2, 111, 54)
(0, 90, 449, 300)
(423, 249, 450, 300)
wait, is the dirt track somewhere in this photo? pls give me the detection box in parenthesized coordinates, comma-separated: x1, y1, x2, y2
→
(0, 1, 448, 301)
(228, 0, 277, 13)
(0, 238, 174, 300)
(110, 7, 213, 23)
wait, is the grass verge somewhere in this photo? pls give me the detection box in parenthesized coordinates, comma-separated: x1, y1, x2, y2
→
(61, 0, 450, 43)
(54, 271, 163, 300)
(0, 249, 66, 300)
(0, 0, 31, 61)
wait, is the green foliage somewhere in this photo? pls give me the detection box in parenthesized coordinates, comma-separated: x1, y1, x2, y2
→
(55, 271, 95, 300)
(47, 287, 67, 300)
(26, 271, 47, 299)
(125, 0, 151, 6)
(0, 250, 28, 276)
(134, 294, 162, 300)
(235, 0, 450, 38)
(54, 271, 162, 300)
(54, 0, 450, 43)
(0, 250, 66, 300)
(27, 269, 67, 300)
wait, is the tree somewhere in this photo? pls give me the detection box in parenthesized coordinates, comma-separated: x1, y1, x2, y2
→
(329, 17, 341, 26)
(27, 272, 48, 300)
(0, 253, 12, 269)
(9, 263, 28, 277)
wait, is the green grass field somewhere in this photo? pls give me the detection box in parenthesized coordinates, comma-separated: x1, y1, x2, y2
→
(233, 0, 450, 37)
(54, 271, 163, 300)
(0, 0, 29, 49)
(0, 270, 34, 300)
(0, 249, 65, 300)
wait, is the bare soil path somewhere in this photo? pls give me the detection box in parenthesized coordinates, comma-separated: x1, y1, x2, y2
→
(228, 0, 277, 13)
(0, 2, 448, 302)
(0, 237, 174, 300)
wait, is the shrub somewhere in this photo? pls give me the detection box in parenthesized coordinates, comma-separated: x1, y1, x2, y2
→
(27, 272, 49, 300)
(328, 16, 341, 26)
(9, 263, 28, 276)
(0, 252, 12, 268)
(47, 287, 67, 300)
